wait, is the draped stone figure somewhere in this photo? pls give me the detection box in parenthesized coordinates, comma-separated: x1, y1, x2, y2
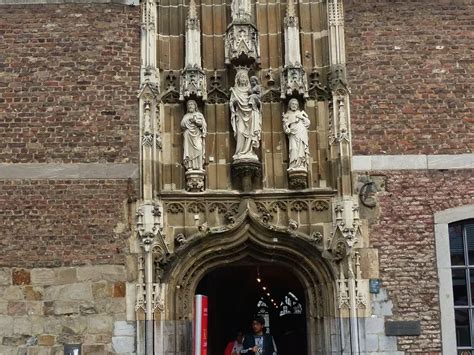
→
(230, 69, 262, 162)
(282, 98, 310, 171)
(182, 100, 207, 171)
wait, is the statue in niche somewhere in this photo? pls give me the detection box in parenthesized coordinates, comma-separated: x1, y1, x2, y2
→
(230, 69, 262, 162)
(182, 100, 207, 171)
(231, 0, 252, 21)
(282, 98, 310, 171)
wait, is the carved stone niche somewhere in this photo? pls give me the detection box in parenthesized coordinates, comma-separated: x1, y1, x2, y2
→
(185, 170, 205, 192)
(225, 23, 260, 66)
(288, 170, 308, 190)
(179, 65, 207, 102)
(281, 65, 308, 100)
(231, 159, 262, 192)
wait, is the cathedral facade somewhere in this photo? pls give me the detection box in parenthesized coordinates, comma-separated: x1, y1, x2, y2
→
(0, 0, 472, 354)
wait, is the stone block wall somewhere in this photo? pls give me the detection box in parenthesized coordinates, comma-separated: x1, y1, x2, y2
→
(360, 169, 474, 352)
(0, 4, 140, 163)
(0, 265, 135, 355)
(345, 0, 473, 155)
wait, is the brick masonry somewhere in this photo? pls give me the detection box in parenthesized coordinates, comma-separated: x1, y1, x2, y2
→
(0, 4, 140, 163)
(0, 179, 135, 268)
(362, 169, 474, 352)
(345, 0, 473, 155)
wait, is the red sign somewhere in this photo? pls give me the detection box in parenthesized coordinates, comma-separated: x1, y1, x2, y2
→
(194, 294, 208, 355)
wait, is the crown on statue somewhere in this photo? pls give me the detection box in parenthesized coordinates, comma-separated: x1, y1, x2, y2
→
(234, 66, 250, 76)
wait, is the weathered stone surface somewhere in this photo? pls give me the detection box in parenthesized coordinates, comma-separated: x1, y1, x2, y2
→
(23, 286, 43, 301)
(56, 268, 77, 285)
(0, 268, 11, 285)
(12, 269, 30, 286)
(114, 321, 135, 337)
(113, 281, 126, 298)
(62, 316, 88, 335)
(30, 269, 55, 286)
(7, 302, 27, 316)
(0, 315, 14, 336)
(92, 281, 112, 299)
(2, 286, 23, 300)
(13, 317, 32, 335)
(37, 335, 55, 346)
(44, 283, 93, 301)
(52, 301, 79, 316)
(87, 315, 113, 334)
(82, 345, 106, 355)
(112, 335, 135, 353)
(76, 265, 126, 283)
(2, 335, 29, 347)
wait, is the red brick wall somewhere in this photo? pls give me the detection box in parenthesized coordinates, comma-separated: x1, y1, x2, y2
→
(367, 169, 474, 352)
(345, 1, 473, 155)
(0, 4, 140, 163)
(0, 179, 134, 268)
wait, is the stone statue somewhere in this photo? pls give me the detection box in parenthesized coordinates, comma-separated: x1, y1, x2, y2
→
(282, 98, 310, 171)
(230, 69, 262, 162)
(182, 100, 207, 171)
(231, 0, 252, 22)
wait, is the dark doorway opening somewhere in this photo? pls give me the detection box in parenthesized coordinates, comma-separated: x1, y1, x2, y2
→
(196, 264, 308, 355)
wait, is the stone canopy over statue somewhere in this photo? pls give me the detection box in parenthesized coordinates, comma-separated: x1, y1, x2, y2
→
(229, 68, 262, 163)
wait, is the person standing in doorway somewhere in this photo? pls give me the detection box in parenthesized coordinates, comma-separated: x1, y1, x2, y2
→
(224, 331, 244, 355)
(241, 316, 277, 355)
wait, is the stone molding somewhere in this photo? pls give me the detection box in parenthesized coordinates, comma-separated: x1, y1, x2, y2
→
(434, 205, 474, 355)
(0, 163, 138, 179)
(353, 154, 474, 171)
(0, 0, 138, 4)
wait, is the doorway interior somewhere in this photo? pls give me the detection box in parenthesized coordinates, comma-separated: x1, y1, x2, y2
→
(195, 263, 308, 355)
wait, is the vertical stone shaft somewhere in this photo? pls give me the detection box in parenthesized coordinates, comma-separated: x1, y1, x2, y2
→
(327, 0, 352, 196)
(185, 0, 201, 67)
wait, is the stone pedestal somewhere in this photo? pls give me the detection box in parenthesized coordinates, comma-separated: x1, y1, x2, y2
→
(185, 170, 205, 192)
(231, 160, 261, 192)
(288, 170, 308, 190)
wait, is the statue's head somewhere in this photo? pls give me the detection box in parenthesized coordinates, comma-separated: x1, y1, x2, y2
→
(235, 69, 250, 88)
(289, 98, 300, 111)
(187, 100, 197, 113)
(250, 76, 259, 86)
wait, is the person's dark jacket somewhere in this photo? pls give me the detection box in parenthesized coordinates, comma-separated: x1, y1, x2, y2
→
(241, 334, 276, 355)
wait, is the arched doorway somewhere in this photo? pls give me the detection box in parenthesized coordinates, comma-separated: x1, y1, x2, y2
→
(160, 211, 342, 354)
(196, 264, 307, 355)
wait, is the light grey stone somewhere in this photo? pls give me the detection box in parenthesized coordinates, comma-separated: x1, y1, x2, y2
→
(76, 265, 125, 283)
(114, 321, 135, 336)
(112, 336, 135, 353)
(365, 317, 384, 335)
(62, 316, 87, 334)
(378, 335, 398, 351)
(371, 155, 427, 170)
(428, 154, 474, 170)
(352, 156, 372, 171)
(30, 269, 56, 286)
(0, 315, 14, 336)
(365, 334, 378, 352)
(3, 286, 24, 300)
(13, 317, 32, 335)
(88, 315, 113, 334)
(53, 301, 79, 315)
(0, 163, 138, 179)
(0, 268, 11, 285)
(435, 204, 474, 225)
(44, 283, 92, 301)
(56, 268, 77, 285)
